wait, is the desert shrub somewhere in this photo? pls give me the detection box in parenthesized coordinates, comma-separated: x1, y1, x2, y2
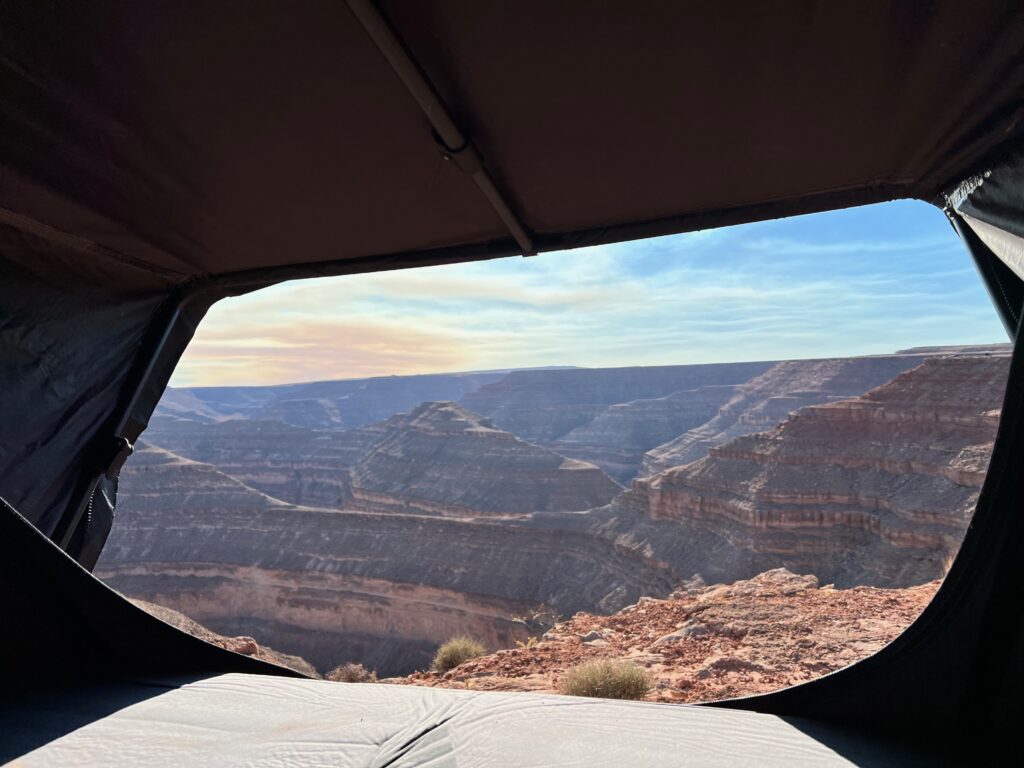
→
(326, 662, 377, 683)
(431, 636, 486, 673)
(558, 660, 652, 700)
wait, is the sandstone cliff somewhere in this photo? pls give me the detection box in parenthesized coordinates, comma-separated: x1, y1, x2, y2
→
(609, 355, 1009, 587)
(399, 568, 938, 704)
(345, 402, 622, 517)
(642, 355, 929, 474)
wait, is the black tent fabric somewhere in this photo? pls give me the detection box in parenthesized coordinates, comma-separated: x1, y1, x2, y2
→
(4, 1, 1024, 764)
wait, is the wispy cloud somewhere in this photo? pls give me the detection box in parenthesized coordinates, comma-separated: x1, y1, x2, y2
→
(170, 201, 1005, 387)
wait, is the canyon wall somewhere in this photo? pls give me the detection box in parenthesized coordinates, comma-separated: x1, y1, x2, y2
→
(551, 385, 742, 483)
(107, 348, 1011, 678)
(642, 355, 929, 474)
(460, 362, 776, 443)
(99, 444, 676, 675)
(143, 415, 388, 507)
(605, 355, 1009, 587)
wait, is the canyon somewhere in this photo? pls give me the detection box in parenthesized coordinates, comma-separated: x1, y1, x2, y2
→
(99, 346, 1010, 679)
(98, 442, 675, 675)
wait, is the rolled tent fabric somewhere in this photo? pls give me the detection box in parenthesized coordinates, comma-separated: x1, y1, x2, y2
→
(959, 213, 1024, 282)
(952, 148, 1024, 288)
(946, 146, 1024, 337)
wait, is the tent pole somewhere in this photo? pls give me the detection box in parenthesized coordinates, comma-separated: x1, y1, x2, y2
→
(344, 0, 535, 255)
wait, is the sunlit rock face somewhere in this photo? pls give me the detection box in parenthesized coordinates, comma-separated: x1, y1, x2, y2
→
(345, 401, 623, 517)
(100, 444, 675, 675)
(606, 355, 1009, 587)
(460, 362, 777, 443)
(642, 355, 930, 475)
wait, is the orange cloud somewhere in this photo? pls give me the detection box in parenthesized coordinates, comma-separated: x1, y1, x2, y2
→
(172, 318, 470, 386)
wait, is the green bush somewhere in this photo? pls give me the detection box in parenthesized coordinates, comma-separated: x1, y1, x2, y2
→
(326, 662, 377, 683)
(431, 636, 486, 673)
(558, 660, 652, 700)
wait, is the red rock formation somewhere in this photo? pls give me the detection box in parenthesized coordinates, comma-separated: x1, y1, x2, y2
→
(397, 568, 938, 704)
(625, 355, 1009, 585)
(643, 355, 929, 474)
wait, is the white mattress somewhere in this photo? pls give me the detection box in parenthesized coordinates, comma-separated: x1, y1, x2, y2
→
(11, 673, 936, 767)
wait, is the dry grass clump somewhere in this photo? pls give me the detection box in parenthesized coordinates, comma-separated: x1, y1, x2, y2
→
(432, 636, 486, 673)
(558, 660, 652, 700)
(326, 662, 377, 683)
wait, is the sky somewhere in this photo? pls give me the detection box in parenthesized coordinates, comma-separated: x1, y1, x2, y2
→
(170, 200, 1006, 387)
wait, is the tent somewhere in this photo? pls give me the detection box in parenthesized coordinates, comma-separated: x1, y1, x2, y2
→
(2, 1, 1023, 764)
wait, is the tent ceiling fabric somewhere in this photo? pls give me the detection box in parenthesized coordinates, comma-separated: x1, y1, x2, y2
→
(2, 0, 1024, 289)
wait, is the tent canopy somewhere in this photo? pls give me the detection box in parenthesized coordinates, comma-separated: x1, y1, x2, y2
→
(3, 0, 1024, 288)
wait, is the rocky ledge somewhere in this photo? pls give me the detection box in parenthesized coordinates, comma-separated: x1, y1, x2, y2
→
(398, 568, 937, 704)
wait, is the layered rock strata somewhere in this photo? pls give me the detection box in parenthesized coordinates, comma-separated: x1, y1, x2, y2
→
(643, 355, 929, 474)
(553, 385, 741, 483)
(460, 362, 775, 442)
(345, 402, 622, 517)
(143, 415, 385, 507)
(614, 355, 1009, 586)
(100, 444, 676, 675)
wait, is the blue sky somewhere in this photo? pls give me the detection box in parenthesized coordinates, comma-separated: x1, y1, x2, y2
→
(171, 200, 1006, 387)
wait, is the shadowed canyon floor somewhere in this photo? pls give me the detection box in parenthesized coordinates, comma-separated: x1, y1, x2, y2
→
(102, 347, 1009, 680)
